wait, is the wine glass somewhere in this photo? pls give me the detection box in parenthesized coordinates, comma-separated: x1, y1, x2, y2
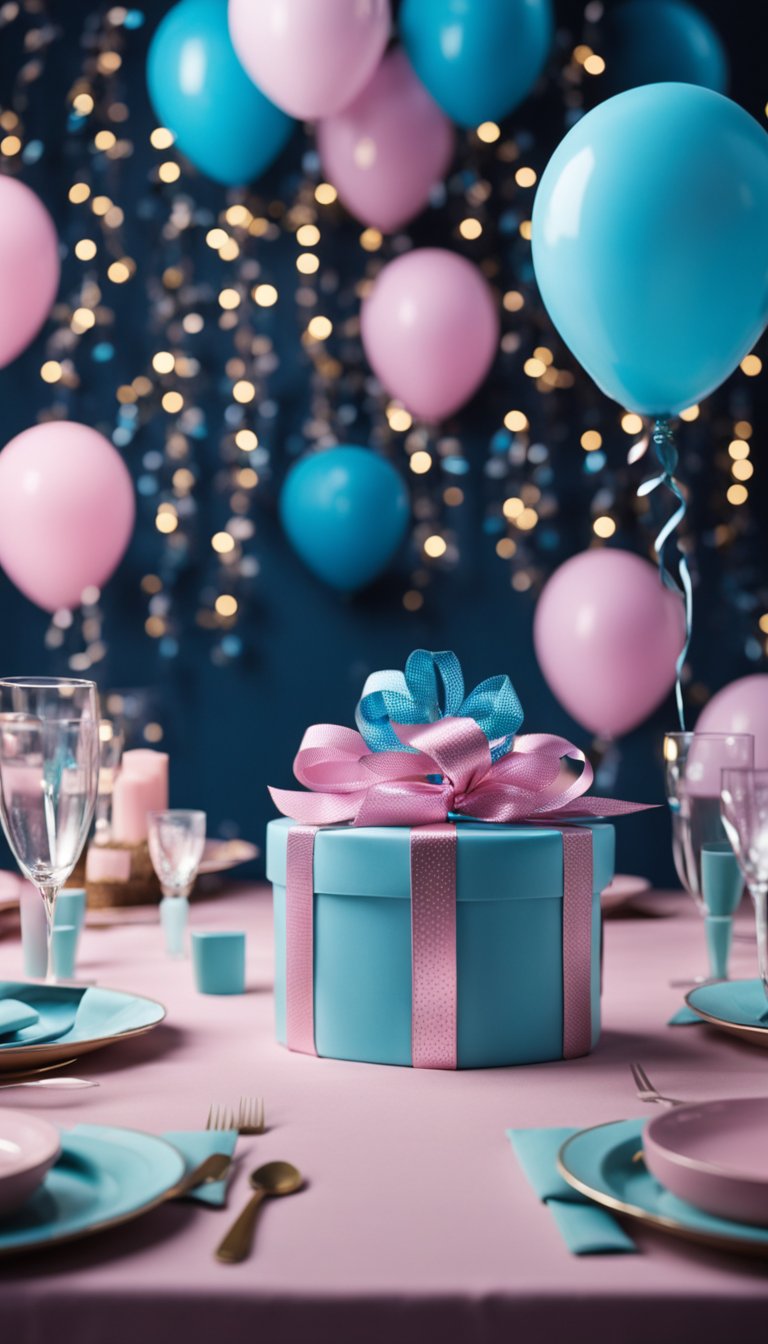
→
(721, 769, 768, 997)
(0, 677, 100, 978)
(147, 809, 206, 958)
(94, 718, 125, 844)
(664, 731, 753, 979)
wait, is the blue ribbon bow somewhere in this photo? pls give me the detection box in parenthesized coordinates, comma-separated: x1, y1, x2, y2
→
(355, 649, 524, 761)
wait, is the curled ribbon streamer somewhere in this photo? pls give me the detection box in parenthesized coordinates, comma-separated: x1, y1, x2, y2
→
(355, 648, 524, 762)
(269, 716, 651, 829)
(635, 418, 692, 731)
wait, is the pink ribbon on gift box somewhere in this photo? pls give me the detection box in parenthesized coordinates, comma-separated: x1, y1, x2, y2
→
(270, 717, 650, 1069)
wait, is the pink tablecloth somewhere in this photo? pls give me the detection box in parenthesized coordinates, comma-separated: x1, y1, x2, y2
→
(1, 886, 768, 1344)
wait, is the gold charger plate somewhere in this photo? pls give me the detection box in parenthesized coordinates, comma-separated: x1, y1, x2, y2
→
(85, 838, 260, 925)
(558, 1118, 768, 1257)
(198, 837, 259, 874)
(0, 870, 21, 914)
(0, 984, 166, 1074)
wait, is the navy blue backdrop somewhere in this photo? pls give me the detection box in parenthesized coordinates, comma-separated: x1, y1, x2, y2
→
(0, 0, 765, 885)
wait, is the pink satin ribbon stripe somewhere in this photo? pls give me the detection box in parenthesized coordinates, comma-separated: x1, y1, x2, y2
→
(560, 827, 595, 1059)
(410, 824, 457, 1070)
(285, 825, 318, 1057)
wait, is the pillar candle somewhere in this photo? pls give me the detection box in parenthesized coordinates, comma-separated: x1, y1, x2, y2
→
(111, 748, 169, 844)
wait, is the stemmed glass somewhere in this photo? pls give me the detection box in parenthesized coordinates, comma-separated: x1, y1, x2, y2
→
(147, 809, 206, 958)
(94, 718, 125, 844)
(664, 731, 753, 979)
(0, 677, 100, 978)
(721, 769, 768, 997)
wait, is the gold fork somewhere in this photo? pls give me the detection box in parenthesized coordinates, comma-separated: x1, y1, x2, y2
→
(206, 1097, 265, 1136)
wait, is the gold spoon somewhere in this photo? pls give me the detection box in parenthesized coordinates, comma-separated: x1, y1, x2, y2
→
(215, 1161, 303, 1264)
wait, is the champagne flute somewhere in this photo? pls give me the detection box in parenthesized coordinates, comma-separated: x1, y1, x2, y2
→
(664, 731, 753, 980)
(147, 809, 206, 958)
(0, 677, 100, 979)
(721, 769, 768, 997)
(94, 718, 124, 844)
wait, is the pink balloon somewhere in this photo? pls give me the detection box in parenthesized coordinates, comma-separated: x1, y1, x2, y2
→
(228, 0, 390, 120)
(0, 422, 135, 612)
(316, 49, 453, 233)
(534, 549, 686, 739)
(0, 178, 59, 369)
(360, 248, 499, 421)
(697, 675, 768, 767)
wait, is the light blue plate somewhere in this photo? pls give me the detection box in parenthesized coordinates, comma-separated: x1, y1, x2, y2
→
(686, 978, 768, 1044)
(0, 981, 166, 1071)
(0, 1124, 185, 1255)
(559, 1118, 768, 1256)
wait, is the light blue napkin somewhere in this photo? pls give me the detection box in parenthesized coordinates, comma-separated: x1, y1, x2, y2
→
(507, 1126, 636, 1255)
(162, 1129, 238, 1206)
(0, 982, 86, 1048)
(668, 1004, 704, 1026)
(0, 999, 39, 1037)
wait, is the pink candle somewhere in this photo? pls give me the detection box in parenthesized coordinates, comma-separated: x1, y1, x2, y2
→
(111, 749, 169, 844)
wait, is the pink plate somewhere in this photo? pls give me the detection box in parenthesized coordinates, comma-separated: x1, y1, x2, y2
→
(600, 873, 651, 913)
(644, 1097, 768, 1226)
(0, 1109, 60, 1218)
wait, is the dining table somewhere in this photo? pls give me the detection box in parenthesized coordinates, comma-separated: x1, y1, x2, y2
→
(1, 882, 768, 1344)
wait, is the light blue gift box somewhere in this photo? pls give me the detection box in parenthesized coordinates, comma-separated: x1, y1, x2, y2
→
(267, 817, 615, 1069)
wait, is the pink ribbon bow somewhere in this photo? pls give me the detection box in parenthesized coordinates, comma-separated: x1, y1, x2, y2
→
(269, 716, 645, 828)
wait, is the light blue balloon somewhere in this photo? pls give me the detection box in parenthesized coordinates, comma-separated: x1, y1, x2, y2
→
(400, 0, 553, 128)
(602, 0, 728, 97)
(532, 84, 768, 416)
(280, 447, 410, 592)
(146, 0, 293, 187)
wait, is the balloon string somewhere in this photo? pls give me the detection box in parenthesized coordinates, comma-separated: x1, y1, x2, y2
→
(635, 417, 691, 731)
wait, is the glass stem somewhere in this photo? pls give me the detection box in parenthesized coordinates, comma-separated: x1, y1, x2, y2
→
(39, 882, 59, 982)
(94, 795, 112, 844)
(749, 882, 768, 995)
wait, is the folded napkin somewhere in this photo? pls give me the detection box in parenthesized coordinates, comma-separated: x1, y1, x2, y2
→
(0, 982, 86, 1048)
(668, 1004, 704, 1026)
(507, 1126, 636, 1255)
(162, 1128, 238, 1206)
(0, 999, 39, 1037)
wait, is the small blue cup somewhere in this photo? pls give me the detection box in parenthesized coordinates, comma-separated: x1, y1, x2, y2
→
(701, 844, 743, 917)
(160, 895, 189, 958)
(192, 931, 246, 995)
(51, 924, 78, 982)
(55, 888, 86, 935)
(701, 843, 744, 980)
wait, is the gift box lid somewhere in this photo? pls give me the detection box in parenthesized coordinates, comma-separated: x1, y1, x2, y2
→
(266, 816, 615, 902)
